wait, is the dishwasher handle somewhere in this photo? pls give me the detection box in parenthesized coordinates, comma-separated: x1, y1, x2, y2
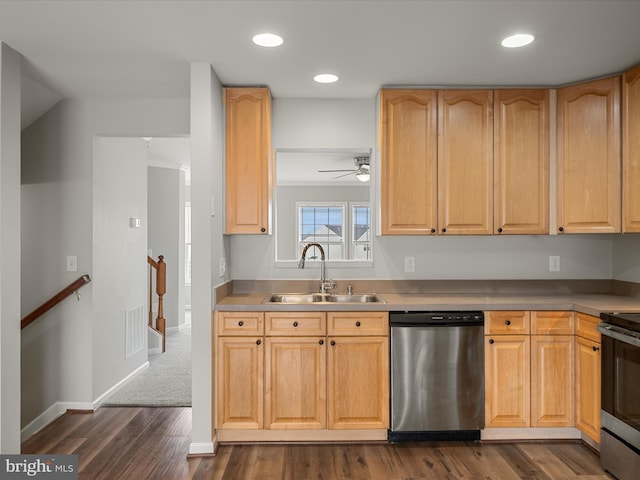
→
(390, 311, 484, 327)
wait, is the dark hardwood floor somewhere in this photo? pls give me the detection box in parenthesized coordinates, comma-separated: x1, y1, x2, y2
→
(22, 407, 614, 479)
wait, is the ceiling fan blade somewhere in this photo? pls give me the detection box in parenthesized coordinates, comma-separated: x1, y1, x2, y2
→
(318, 169, 357, 173)
(332, 171, 356, 179)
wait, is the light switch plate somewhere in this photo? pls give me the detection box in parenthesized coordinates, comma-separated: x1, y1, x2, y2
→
(404, 256, 416, 273)
(549, 255, 560, 272)
(66, 255, 78, 272)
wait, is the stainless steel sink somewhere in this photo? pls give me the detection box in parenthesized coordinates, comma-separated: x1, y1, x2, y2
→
(264, 293, 385, 304)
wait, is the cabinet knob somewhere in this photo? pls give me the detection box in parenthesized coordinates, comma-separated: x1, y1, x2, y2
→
(559, 227, 564, 232)
(319, 340, 324, 345)
(489, 339, 495, 344)
(497, 228, 503, 233)
(355, 321, 361, 327)
(293, 321, 299, 327)
(261, 227, 266, 233)
(593, 345, 599, 352)
(441, 228, 447, 233)
(256, 339, 261, 345)
(238, 321, 244, 327)
(505, 320, 511, 326)
(330, 340, 336, 346)
(431, 228, 436, 234)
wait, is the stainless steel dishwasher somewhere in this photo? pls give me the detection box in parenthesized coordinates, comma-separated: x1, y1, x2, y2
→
(389, 311, 485, 442)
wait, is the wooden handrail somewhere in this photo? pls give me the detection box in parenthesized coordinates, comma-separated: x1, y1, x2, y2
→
(148, 255, 166, 352)
(21, 274, 92, 330)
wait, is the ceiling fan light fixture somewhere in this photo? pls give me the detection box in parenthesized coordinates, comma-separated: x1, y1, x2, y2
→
(356, 170, 370, 182)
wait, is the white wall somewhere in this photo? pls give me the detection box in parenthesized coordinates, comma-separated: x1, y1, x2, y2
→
(229, 97, 616, 281)
(20, 97, 188, 430)
(189, 63, 227, 455)
(1, 42, 22, 453)
(148, 166, 185, 329)
(93, 137, 148, 394)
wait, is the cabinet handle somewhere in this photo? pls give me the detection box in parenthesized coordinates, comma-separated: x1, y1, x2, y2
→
(238, 321, 244, 327)
(256, 339, 261, 345)
(489, 339, 494, 344)
(441, 228, 447, 233)
(505, 320, 511, 326)
(593, 345, 600, 352)
(559, 227, 564, 232)
(293, 321, 299, 327)
(431, 228, 436, 234)
(355, 321, 361, 327)
(330, 340, 336, 346)
(319, 340, 324, 345)
(497, 228, 503, 233)
(260, 227, 266, 233)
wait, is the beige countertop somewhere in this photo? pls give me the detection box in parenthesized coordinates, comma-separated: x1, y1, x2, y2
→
(214, 291, 640, 317)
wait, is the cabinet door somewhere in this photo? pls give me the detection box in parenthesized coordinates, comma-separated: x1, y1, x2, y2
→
(531, 335, 575, 427)
(557, 76, 621, 233)
(379, 89, 438, 235)
(327, 336, 389, 429)
(494, 89, 549, 234)
(217, 336, 263, 429)
(485, 335, 530, 427)
(265, 337, 326, 430)
(225, 87, 272, 234)
(438, 90, 493, 235)
(623, 64, 640, 232)
(576, 336, 601, 442)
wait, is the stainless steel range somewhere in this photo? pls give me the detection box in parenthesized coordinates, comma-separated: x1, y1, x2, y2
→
(598, 312, 640, 480)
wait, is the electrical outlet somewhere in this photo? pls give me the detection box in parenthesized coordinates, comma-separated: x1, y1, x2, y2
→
(66, 255, 78, 272)
(404, 256, 416, 273)
(219, 257, 226, 277)
(549, 255, 560, 272)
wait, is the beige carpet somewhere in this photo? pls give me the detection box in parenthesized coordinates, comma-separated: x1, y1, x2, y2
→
(103, 324, 191, 407)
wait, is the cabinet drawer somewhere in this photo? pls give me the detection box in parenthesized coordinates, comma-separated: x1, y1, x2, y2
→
(485, 311, 530, 335)
(327, 312, 389, 336)
(576, 312, 601, 343)
(218, 311, 264, 336)
(531, 311, 574, 335)
(265, 312, 326, 336)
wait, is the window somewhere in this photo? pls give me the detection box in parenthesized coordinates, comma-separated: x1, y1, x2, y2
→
(296, 202, 370, 261)
(352, 205, 371, 260)
(297, 203, 345, 260)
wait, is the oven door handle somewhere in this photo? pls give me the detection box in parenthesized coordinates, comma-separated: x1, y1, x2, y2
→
(597, 323, 640, 347)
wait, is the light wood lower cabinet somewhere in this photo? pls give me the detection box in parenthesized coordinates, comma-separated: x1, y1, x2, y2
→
(485, 311, 575, 428)
(215, 311, 389, 441)
(575, 313, 601, 443)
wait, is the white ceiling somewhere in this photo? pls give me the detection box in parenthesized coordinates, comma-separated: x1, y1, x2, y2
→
(5, 0, 640, 177)
(4, 0, 640, 105)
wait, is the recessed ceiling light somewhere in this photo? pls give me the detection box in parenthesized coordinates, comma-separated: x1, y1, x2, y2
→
(252, 33, 283, 48)
(501, 33, 535, 48)
(314, 73, 339, 84)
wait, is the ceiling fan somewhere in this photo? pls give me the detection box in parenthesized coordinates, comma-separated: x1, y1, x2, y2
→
(317, 156, 371, 182)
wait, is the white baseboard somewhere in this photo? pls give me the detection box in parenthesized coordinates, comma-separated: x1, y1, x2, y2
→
(92, 361, 149, 408)
(189, 442, 215, 455)
(21, 401, 93, 442)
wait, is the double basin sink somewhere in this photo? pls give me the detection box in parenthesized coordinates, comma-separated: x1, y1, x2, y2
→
(264, 293, 385, 304)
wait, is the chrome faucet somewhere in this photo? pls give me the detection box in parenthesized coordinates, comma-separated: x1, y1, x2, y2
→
(298, 242, 336, 293)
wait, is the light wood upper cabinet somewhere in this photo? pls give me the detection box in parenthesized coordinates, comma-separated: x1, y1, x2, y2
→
(557, 76, 621, 233)
(379, 89, 438, 234)
(225, 87, 272, 234)
(623, 64, 640, 232)
(438, 90, 493, 234)
(494, 89, 549, 234)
